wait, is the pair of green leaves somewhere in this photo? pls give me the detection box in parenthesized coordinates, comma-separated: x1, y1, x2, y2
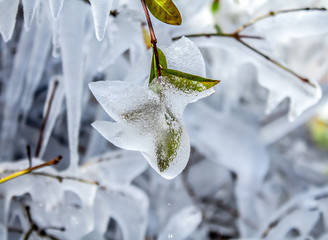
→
(149, 48, 220, 93)
(145, 0, 182, 25)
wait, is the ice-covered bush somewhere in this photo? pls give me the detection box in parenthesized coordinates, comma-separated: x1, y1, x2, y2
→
(0, 0, 328, 239)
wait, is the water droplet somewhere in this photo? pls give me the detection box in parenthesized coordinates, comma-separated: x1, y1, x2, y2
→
(168, 234, 173, 239)
(167, 202, 171, 206)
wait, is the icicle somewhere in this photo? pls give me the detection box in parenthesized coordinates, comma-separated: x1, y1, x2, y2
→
(21, 0, 39, 31)
(39, 76, 65, 158)
(89, 0, 113, 41)
(48, 0, 64, 19)
(51, 20, 60, 58)
(0, 25, 36, 160)
(0, 0, 20, 42)
(21, 7, 52, 118)
(59, 0, 89, 169)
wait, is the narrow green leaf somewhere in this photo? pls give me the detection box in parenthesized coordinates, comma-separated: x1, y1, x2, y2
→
(162, 68, 220, 92)
(214, 24, 223, 34)
(145, 0, 182, 25)
(149, 48, 167, 83)
(156, 110, 182, 172)
(211, 0, 220, 14)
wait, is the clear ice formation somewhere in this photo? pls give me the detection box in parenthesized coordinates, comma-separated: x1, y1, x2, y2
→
(0, 0, 19, 42)
(89, 0, 113, 41)
(90, 37, 216, 179)
(58, 0, 89, 169)
(158, 206, 202, 240)
(48, 0, 64, 19)
(21, 0, 39, 31)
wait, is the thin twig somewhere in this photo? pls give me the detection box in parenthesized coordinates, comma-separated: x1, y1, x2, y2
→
(26, 145, 32, 168)
(140, 0, 161, 77)
(234, 7, 327, 34)
(235, 37, 316, 88)
(35, 80, 59, 158)
(172, 32, 263, 41)
(0, 156, 62, 184)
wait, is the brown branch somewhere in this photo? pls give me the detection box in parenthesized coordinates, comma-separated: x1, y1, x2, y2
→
(140, 0, 161, 77)
(35, 80, 59, 158)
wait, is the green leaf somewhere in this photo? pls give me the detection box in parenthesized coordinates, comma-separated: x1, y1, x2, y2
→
(149, 48, 167, 83)
(156, 110, 182, 172)
(145, 0, 182, 25)
(214, 24, 223, 34)
(161, 68, 220, 93)
(211, 0, 220, 14)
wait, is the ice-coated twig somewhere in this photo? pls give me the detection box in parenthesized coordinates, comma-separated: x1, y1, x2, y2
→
(140, 0, 161, 77)
(23, 205, 65, 240)
(173, 8, 325, 88)
(0, 156, 62, 184)
(234, 7, 327, 34)
(34, 80, 59, 158)
(26, 145, 32, 168)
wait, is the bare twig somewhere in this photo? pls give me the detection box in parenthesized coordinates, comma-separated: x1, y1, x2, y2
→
(0, 156, 62, 184)
(35, 80, 59, 158)
(26, 145, 32, 168)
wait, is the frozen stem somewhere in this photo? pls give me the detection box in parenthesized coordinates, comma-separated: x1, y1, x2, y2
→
(140, 0, 161, 77)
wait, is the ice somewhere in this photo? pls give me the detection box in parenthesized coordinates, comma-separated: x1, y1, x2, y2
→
(265, 210, 320, 240)
(39, 76, 65, 158)
(1, 24, 36, 160)
(158, 206, 202, 240)
(89, 0, 113, 41)
(100, 184, 149, 240)
(22, 0, 39, 31)
(185, 102, 269, 236)
(193, 36, 322, 121)
(59, 0, 89, 169)
(90, 37, 217, 179)
(244, 10, 328, 43)
(99, 14, 142, 70)
(21, 7, 52, 119)
(0, 0, 19, 42)
(48, 0, 64, 19)
(81, 150, 148, 185)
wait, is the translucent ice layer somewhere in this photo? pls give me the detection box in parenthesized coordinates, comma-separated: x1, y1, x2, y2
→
(22, 0, 39, 31)
(90, 37, 217, 179)
(0, 0, 19, 42)
(89, 0, 113, 41)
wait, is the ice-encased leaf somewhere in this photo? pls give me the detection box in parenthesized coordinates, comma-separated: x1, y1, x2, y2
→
(90, 37, 217, 179)
(22, 0, 39, 30)
(145, 0, 182, 25)
(89, 0, 113, 41)
(0, 0, 19, 42)
(48, 0, 64, 19)
(158, 205, 202, 240)
(59, 0, 89, 169)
